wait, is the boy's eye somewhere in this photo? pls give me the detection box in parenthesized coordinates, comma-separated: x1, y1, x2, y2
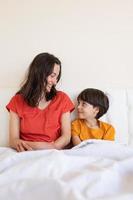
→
(78, 101, 88, 107)
(83, 102, 88, 106)
(77, 101, 81, 106)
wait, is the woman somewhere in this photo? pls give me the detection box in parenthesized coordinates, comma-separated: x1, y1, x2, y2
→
(6, 53, 74, 152)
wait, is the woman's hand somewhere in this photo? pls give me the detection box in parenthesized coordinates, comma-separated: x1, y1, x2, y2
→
(13, 139, 33, 152)
(26, 141, 55, 150)
(9, 111, 33, 152)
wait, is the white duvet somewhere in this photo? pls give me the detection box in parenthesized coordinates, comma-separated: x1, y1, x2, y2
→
(0, 140, 133, 200)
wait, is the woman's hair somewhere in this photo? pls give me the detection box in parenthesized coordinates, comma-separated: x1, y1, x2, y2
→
(77, 88, 109, 119)
(17, 52, 61, 107)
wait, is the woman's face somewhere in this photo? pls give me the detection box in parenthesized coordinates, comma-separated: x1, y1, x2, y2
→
(46, 63, 60, 92)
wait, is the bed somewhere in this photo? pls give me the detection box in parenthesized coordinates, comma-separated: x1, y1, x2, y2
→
(0, 88, 133, 200)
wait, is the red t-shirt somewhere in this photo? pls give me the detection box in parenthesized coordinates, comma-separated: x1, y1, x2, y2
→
(6, 91, 74, 142)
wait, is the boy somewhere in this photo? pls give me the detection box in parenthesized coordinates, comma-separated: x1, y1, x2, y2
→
(72, 88, 115, 146)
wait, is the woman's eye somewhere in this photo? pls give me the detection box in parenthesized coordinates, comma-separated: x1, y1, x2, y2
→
(50, 75, 55, 78)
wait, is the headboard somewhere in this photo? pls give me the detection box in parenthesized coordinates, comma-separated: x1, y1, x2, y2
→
(0, 88, 133, 147)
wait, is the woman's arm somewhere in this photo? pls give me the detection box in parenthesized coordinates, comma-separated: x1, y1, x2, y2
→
(9, 111, 33, 152)
(72, 135, 81, 146)
(26, 112, 71, 150)
(26, 141, 54, 150)
(9, 111, 71, 151)
(54, 112, 71, 149)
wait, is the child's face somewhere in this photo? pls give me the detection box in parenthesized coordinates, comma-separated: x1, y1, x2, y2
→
(77, 100, 99, 120)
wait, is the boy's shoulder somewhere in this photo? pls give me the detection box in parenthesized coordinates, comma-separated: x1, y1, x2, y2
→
(99, 120, 115, 130)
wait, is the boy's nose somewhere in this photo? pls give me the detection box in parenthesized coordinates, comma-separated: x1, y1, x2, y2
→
(77, 105, 81, 110)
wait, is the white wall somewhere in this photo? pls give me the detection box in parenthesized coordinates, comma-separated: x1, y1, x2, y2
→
(0, 0, 133, 95)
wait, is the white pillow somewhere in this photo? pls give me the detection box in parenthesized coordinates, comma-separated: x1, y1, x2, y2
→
(126, 89, 133, 146)
(100, 89, 128, 144)
(0, 88, 17, 146)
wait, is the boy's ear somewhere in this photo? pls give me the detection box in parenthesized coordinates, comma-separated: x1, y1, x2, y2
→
(94, 106, 99, 115)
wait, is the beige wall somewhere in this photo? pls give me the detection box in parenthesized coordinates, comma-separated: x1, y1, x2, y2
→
(0, 0, 133, 94)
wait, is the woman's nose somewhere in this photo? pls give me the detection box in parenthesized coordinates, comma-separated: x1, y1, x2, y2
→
(53, 78, 57, 85)
(51, 77, 57, 85)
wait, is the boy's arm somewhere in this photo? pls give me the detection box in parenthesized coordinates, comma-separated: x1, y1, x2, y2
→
(103, 125, 115, 141)
(72, 135, 81, 146)
(71, 120, 81, 146)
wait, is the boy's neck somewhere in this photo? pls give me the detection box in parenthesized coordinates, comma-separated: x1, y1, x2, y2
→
(84, 118, 99, 128)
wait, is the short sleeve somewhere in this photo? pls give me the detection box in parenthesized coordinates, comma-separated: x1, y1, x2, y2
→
(103, 125, 115, 141)
(60, 92, 75, 113)
(71, 120, 80, 136)
(6, 94, 23, 117)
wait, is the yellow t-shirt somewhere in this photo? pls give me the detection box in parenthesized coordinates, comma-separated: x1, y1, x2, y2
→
(71, 119, 115, 141)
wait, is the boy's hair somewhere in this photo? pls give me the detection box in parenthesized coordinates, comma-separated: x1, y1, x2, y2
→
(77, 88, 109, 119)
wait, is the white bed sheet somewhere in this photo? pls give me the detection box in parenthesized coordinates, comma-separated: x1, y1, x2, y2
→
(0, 140, 133, 200)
